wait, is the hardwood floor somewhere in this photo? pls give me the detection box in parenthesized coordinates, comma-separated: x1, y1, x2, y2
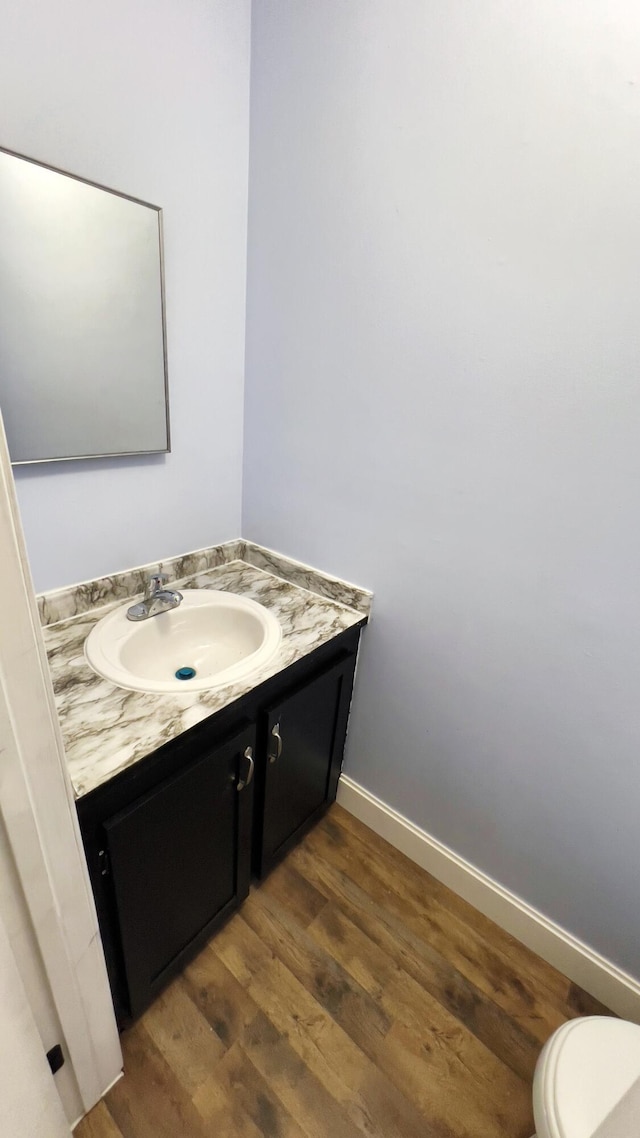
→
(75, 805, 611, 1138)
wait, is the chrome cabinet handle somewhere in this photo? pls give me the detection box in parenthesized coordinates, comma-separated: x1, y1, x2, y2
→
(269, 723, 283, 764)
(237, 746, 254, 791)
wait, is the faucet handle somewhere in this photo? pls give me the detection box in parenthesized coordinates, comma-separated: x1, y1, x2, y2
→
(148, 572, 168, 593)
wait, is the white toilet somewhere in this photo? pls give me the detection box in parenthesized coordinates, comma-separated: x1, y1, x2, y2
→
(533, 1017, 640, 1138)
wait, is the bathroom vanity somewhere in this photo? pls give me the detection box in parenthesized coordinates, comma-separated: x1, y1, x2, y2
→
(40, 541, 371, 1026)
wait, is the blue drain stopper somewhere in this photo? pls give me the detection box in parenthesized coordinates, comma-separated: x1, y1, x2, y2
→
(175, 666, 196, 681)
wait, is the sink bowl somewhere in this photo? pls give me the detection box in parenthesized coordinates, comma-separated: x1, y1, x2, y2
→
(85, 589, 282, 694)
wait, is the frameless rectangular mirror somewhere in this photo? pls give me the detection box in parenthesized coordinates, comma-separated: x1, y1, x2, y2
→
(0, 147, 170, 464)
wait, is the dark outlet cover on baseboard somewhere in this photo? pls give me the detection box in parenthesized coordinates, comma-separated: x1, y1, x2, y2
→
(46, 1044, 65, 1075)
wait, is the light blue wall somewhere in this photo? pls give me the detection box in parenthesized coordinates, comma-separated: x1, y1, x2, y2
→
(1, 0, 251, 592)
(244, 1, 640, 973)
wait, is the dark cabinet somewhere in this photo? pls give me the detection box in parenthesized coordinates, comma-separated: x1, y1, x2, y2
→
(79, 722, 256, 1023)
(102, 725, 254, 1019)
(255, 651, 358, 876)
(77, 625, 363, 1025)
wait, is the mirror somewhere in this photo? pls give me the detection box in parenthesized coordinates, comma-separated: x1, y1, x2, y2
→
(0, 148, 170, 464)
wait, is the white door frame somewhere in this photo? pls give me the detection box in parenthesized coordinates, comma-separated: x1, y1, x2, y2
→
(0, 416, 121, 1122)
(0, 902, 71, 1138)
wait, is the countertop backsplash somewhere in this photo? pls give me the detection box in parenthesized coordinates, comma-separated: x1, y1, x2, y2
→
(38, 540, 372, 627)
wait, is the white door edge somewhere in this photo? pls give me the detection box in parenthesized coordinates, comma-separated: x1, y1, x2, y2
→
(0, 413, 121, 1121)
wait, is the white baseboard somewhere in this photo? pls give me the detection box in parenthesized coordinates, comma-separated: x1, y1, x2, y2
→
(336, 774, 640, 1022)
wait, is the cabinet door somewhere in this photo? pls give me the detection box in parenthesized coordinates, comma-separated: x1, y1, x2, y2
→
(103, 726, 254, 1019)
(258, 654, 356, 875)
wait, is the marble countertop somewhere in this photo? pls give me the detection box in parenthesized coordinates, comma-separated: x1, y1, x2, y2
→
(43, 558, 369, 799)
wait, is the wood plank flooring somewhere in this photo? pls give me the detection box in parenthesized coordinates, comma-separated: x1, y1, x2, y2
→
(75, 805, 611, 1138)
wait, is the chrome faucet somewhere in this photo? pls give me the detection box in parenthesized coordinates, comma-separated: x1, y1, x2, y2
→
(126, 573, 183, 622)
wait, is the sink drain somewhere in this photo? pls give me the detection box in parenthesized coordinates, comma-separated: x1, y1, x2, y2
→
(175, 666, 196, 681)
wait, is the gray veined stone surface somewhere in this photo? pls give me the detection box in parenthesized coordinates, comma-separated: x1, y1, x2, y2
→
(37, 540, 245, 626)
(40, 551, 371, 798)
(38, 539, 372, 626)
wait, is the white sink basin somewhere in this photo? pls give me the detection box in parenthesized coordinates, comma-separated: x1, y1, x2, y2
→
(85, 589, 282, 694)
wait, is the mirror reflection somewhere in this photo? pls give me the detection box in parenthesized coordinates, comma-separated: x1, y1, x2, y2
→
(0, 148, 170, 464)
